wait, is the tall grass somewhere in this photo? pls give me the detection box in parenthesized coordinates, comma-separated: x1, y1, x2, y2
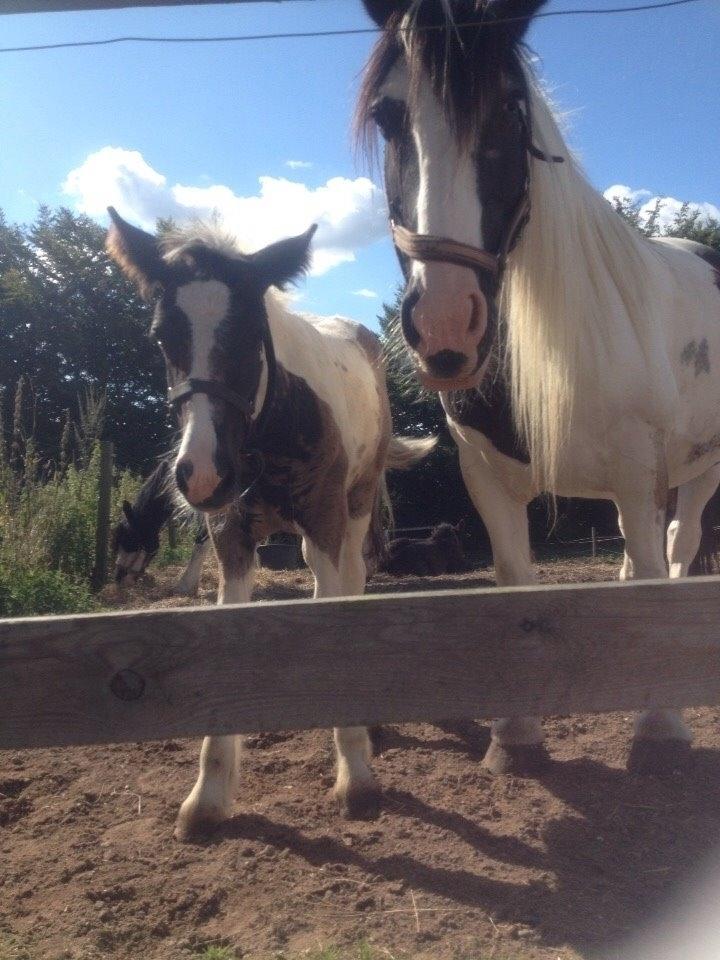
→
(0, 385, 143, 616)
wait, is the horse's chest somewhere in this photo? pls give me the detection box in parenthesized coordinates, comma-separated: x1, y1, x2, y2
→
(443, 376, 530, 464)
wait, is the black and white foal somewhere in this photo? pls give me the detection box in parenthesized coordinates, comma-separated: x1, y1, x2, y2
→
(112, 459, 209, 596)
(107, 209, 434, 838)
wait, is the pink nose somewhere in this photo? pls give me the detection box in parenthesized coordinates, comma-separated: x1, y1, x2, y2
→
(407, 288, 487, 386)
(175, 457, 223, 507)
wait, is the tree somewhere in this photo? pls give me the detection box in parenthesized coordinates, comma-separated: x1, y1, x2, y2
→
(0, 206, 171, 470)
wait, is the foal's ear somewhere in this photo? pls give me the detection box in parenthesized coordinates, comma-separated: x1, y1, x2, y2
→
(362, 0, 410, 27)
(488, 0, 547, 44)
(106, 206, 168, 300)
(252, 224, 318, 291)
(122, 499, 134, 524)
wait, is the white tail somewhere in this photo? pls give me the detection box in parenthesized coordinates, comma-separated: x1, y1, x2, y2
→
(385, 435, 437, 471)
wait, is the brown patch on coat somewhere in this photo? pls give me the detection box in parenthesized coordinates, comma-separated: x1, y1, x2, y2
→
(244, 366, 350, 568)
(681, 338, 710, 376)
(687, 432, 720, 465)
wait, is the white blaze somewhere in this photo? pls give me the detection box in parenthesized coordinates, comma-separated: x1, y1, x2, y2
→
(175, 280, 231, 504)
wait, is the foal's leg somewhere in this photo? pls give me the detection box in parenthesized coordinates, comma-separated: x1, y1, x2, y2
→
(175, 515, 256, 841)
(454, 437, 547, 775)
(615, 479, 694, 774)
(303, 515, 380, 819)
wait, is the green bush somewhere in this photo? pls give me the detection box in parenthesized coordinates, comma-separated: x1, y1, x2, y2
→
(0, 565, 96, 617)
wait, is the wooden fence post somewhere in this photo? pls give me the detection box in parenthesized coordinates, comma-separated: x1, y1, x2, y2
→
(91, 440, 114, 592)
(167, 519, 177, 550)
(591, 527, 597, 559)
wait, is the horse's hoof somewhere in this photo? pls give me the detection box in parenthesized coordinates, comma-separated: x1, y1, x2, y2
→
(627, 738, 692, 776)
(334, 785, 382, 821)
(482, 740, 550, 776)
(174, 802, 228, 842)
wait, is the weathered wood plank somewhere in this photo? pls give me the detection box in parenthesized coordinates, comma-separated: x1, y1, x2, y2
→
(1, 577, 720, 751)
(1, 1, 283, 14)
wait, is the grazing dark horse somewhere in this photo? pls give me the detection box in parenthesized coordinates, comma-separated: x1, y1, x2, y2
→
(112, 459, 209, 596)
(381, 522, 466, 576)
(107, 208, 434, 837)
(358, 0, 720, 776)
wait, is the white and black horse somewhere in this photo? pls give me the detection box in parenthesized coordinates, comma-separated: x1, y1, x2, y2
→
(107, 209, 434, 837)
(358, 0, 720, 775)
(112, 459, 209, 596)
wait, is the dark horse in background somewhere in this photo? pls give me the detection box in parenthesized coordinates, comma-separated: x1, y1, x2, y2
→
(381, 521, 467, 576)
(112, 459, 209, 596)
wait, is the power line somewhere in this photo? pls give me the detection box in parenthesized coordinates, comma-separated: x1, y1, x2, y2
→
(0, 0, 709, 54)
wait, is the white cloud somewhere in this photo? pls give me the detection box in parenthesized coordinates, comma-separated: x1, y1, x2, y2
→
(604, 184, 720, 232)
(353, 288, 379, 299)
(285, 160, 313, 170)
(63, 147, 388, 277)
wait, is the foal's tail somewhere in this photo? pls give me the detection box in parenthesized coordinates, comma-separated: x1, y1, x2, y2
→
(364, 434, 438, 575)
(385, 435, 438, 471)
(690, 482, 720, 575)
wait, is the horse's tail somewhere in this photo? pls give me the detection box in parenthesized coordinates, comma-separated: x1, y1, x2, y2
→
(385, 434, 437, 471)
(690, 481, 720, 575)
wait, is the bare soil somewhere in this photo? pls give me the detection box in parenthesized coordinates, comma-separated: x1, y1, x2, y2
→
(3, 557, 720, 960)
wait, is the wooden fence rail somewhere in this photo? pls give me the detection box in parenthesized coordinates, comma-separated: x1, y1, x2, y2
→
(2, 576, 720, 752)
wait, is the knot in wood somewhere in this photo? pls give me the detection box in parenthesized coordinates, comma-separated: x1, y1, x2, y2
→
(109, 669, 146, 702)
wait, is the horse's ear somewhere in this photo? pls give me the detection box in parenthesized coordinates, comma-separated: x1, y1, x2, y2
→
(362, 0, 409, 27)
(106, 206, 168, 300)
(488, 0, 547, 44)
(252, 224, 318, 290)
(122, 499, 134, 524)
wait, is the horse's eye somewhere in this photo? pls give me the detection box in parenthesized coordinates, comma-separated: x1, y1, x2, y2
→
(371, 98, 406, 141)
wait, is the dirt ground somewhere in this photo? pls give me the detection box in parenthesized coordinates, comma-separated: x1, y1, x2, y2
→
(3, 556, 720, 960)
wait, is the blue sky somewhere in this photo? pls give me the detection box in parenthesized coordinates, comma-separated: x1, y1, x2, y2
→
(1, 0, 718, 330)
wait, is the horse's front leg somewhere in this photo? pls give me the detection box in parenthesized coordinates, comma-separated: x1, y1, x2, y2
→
(454, 433, 548, 775)
(175, 515, 256, 841)
(616, 472, 695, 775)
(303, 514, 380, 819)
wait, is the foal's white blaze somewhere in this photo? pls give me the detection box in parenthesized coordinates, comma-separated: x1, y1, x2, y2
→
(382, 60, 487, 380)
(174, 280, 231, 505)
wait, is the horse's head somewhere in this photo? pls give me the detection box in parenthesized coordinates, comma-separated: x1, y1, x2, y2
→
(107, 210, 316, 512)
(359, 0, 549, 390)
(112, 499, 160, 584)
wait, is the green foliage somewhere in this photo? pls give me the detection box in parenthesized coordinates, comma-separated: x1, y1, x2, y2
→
(0, 205, 171, 471)
(611, 196, 720, 252)
(0, 402, 143, 615)
(0, 567, 95, 618)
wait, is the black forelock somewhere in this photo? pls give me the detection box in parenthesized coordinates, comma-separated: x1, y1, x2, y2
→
(358, 0, 539, 150)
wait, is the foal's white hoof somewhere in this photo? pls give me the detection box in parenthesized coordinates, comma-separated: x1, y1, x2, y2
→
(174, 798, 231, 842)
(333, 783, 382, 821)
(627, 738, 692, 776)
(482, 741, 550, 776)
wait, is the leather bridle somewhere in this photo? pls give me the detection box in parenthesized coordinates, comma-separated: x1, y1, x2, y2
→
(166, 320, 278, 502)
(390, 97, 563, 285)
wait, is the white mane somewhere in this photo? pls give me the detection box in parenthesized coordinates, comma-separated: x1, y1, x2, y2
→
(503, 61, 681, 488)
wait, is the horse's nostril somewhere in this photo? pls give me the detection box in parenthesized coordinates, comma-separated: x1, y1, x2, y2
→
(175, 459, 193, 494)
(426, 349, 468, 379)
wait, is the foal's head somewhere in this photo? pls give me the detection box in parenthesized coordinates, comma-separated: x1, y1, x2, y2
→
(358, 0, 547, 389)
(107, 210, 316, 511)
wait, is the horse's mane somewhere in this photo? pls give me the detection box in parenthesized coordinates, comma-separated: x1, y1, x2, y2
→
(504, 66, 679, 486)
(128, 459, 173, 525)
